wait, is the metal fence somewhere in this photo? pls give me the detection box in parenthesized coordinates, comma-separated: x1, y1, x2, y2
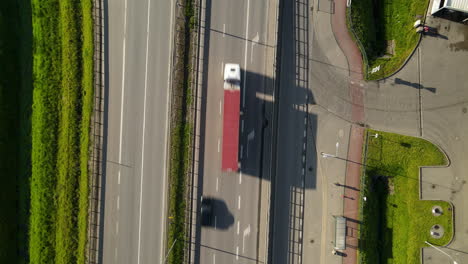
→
(87, 0, 105, 262)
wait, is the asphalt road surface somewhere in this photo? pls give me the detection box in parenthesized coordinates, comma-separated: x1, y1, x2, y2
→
(270, 0, 312, 263)
(101, 0, 174, 263)
(198, 0, 272, 263)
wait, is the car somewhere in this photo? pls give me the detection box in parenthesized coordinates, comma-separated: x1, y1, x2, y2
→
(200, 196, 214, 226)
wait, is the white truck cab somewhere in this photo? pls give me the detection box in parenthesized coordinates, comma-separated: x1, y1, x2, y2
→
(224, 63, 241, 88)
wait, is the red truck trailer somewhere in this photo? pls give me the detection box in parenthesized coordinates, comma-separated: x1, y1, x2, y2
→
(221, 64, 241, 172)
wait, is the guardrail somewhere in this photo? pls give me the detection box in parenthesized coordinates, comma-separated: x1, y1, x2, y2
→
(87, 0, 105, 262)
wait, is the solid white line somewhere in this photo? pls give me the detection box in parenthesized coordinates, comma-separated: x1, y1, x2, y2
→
(117, 196, 120, 210)
(137, 0, 152, 262)
(242, 0, 251, 108)
(217, 139, 220, 153)
(159, 0, 175, 262)
(238, 196, 241, 209)
(216, 177, 219, 192)
(236, 246, 239, 260)
(118, 0, 129, 178)
(237, 221, 240, 234)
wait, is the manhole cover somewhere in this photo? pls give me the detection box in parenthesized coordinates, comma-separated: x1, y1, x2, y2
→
(462, 107, 467, 114)
(432, 206, 443, 216)
(430, 224, 445, 239)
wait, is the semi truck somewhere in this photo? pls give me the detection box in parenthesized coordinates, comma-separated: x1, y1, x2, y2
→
(221, 63, 241, 172)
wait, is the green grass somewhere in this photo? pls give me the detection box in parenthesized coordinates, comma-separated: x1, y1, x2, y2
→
(360, 130, 453, 264)
(349, 0, 429, 80)
(29, 0, 94, 263)
(0, 0, 24, 262)
(77, 0, 94, 262)
(166, 0, 196, 262)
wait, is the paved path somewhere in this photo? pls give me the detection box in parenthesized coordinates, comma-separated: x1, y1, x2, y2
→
(330, 0, 365, 263)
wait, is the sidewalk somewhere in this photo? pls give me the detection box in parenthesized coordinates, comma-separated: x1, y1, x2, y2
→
(330, 0, 365, 263)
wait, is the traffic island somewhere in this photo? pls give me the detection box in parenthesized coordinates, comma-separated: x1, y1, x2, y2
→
(359, 129, 453, 263)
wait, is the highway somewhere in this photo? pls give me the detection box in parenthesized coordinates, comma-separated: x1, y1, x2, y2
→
(101, 0, 174, 263)
(197, 0, 273, 263)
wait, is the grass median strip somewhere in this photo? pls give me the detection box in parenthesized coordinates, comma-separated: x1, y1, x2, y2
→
(167, 0, 196, 263)
(360, 130, 453, 263)
(29, 0, 93, 263)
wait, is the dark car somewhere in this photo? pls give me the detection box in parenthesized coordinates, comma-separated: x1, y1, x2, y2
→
(200, 196, 214, 226)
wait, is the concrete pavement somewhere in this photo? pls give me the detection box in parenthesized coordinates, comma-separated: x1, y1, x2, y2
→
(305, 3, 468, 263)
(101, 0, 174, 263)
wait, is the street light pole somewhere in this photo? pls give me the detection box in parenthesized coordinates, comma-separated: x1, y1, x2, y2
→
(163, 239, 178, 263)
(424, 241, 458, 264)
(321, 152, 336, 158)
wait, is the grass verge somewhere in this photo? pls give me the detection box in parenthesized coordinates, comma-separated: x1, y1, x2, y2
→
(0, 0, 26, 262)
(166, 0, 196, 263)
(360, 130, 453, 263)
(29, 0, 94, 263)
(349, 0, 429, 80)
